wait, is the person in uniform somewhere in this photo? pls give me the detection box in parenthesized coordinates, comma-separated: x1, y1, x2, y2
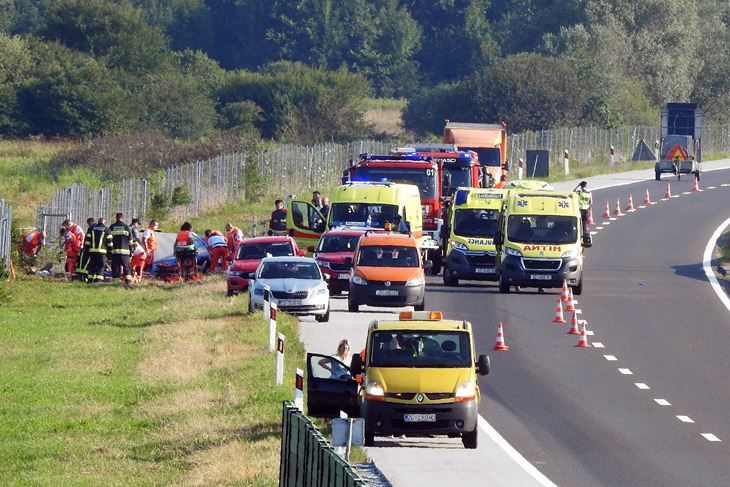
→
(268, 199, 288, 236)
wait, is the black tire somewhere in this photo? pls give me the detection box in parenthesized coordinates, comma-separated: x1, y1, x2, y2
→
(443, 267, 459, 287)
(430, 252, 442, 276)
(573, 278, 583, 296)
(462, 427, 478, 449)
(498, 274, 510, 294)
(414, 298, 425, 311)
(348, 298, 359, 312)
(316, 307, 330, 322)
(655, 171, 661, 181)
(364, 429, 375, 447)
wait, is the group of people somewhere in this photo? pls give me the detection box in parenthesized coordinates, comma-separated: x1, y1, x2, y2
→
(268, 191, 330, 235)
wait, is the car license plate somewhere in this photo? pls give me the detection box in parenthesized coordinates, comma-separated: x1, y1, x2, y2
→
(403, 413, 436, 423)
(278, 299, 301, 306)
(375, 290, 399, 296)
(475, 267, 495, 274)
(530, 274, 552, 280)
(337, 274, 350, 280)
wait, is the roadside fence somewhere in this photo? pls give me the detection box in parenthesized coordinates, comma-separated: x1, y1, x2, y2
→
(279, 401, 366, 487)
(0, 198, 11, 272)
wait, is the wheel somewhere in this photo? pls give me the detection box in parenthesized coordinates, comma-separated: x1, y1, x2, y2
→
(443, 266, 458, 287)
(364, 429, 375, 447)
(655, 171, 661, 181)
(315, 307, 330, 322)
(430, 253, 442, 276)
(414, 299, 425, 311)
(573, 278, 583, 296)
(462, 427, 478, 449)
(498, 274, 510, 294)
(348, 298, 359, 312)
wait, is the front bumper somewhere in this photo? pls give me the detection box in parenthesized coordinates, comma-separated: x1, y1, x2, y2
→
(227, 275, 250, 294)
(499, 254, 582, 288)
(251, 292, 329, 315)
(446, 250, 498, 281)
(349, 281, 424, 307)
(362, 398, 478, 435)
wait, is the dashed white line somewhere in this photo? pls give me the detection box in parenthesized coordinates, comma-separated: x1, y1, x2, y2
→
(654, 399, 671, 406)
(671, 195, 680, 198)
(721, 183, 730, 187)
(649, 202, 657, 205)
(609, 217, 617, 221)
(638, 205, 646, 208)
(602, 221, 611, 225)
(676, 415, 694, 423)
(595, 226, 604, 230)
(635, 383, 650, 390)
(618, 368, 633, 375)
(702, 433, 721, 442)
(592, 342, 604, 348)
(682, 191, 691, 195)
(585, 330, 594, 336)
(707, 186, 717, 189)
(604, 355, 617, 361)
(590, 231, 598, 235)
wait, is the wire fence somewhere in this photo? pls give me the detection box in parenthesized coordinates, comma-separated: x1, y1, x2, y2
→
(0, 198, 11, 272)
(33, 125, 730, 243)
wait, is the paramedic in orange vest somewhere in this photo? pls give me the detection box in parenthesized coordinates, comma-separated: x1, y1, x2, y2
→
(142, 219, 158, 272)
(61, 227, 81, 276)
(21, 229, 46, 257)
(225, 223, 243, 260)
(130, 240, 147, 283)
(61, 219, 85, 245)
(175, 222, 198, 280)
(205, 229, 229, 272)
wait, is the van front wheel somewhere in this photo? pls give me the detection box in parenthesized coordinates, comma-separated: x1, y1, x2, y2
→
(462, 428, 478, 449)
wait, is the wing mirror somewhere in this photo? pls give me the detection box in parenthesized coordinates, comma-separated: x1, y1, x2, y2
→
(476, 354, 490, 376)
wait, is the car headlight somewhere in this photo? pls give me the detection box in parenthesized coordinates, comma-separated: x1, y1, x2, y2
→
(315, 285, 328, 295)
(365, 381, 385, 401)
(454, 381, 476, 402)
(451, 241, 468, 251)
(405, 277, 423, 287)
(352, 275, 368, 285)
(505, 247, 522, 257)
(561, 249, 579, 258)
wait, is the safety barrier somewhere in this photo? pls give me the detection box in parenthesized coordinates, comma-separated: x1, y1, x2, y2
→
(279, 401, 366, 487)
(0, 198, 11, 272)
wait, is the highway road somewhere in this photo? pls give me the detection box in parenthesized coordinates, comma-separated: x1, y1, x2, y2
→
(299, 160, 730, 486)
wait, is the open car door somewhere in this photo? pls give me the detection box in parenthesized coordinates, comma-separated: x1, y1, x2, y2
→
(287, 200, 325, 252)
(306, 353, 359, 418)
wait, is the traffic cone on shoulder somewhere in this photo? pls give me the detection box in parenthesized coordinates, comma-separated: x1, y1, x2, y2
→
(567, 312, 580, 334)
(613, 197, 624, 216)
(643, 188, 652, 204)
(560, 279, 570, 302)
(552, 298, 566, 323)
(693, 176, 700, 192)
(602, 200, 611, 219)
(663, 182, 672, 200)
(493, 322, 509, 351)
(586, 207, 595, 225)
(575, 321, 591, 347)
(625, 194, 635, 212)
(565, 288, 576, 312)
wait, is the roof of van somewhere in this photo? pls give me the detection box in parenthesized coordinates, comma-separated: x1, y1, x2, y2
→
(371, 320, 470, 332)
(331, 182, 419, 204)
(506, 191, 579, 216)
(358, 232, 418, 247)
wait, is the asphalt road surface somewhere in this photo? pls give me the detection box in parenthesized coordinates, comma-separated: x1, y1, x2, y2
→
(300, 160, 730, 486)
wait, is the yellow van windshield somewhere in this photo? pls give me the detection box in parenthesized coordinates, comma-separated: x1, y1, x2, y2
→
(370, 330, 471, 367)
(507, 215, 577, 244)
(330, 203, 399, 228)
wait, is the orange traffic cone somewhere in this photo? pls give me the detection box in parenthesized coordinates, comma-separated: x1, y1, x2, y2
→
(692, 176, 700, 192)
(560, 279, 570, 302)
(643, 188, 652, 204)
(625, 194, 635, 212)
(567, 312, 579, 334)
(663, 182, 672, 200)
(602, 200, 611, 219)
(552, 298, 566, 323)
(575, 321, 591, 347)
(565, 288, 576, 312)
(586, 207, 595, 225)
(613, 197, 623, 216)
(493, 322, 509, 351)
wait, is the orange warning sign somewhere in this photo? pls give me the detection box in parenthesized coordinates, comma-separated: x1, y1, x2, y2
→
(665, 144, 688, 161)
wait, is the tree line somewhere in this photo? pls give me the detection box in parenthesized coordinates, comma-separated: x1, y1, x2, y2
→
(1, 0, 729, 142)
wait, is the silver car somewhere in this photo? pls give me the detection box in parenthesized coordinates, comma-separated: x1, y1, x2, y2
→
(248, 256, 330, 322)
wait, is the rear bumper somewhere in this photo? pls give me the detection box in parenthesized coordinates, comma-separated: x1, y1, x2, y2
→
(362, 399, 477, 435)
(656, 161, 699, 174)
(500, 254, 582, 288)
(349, 282, 424, 307)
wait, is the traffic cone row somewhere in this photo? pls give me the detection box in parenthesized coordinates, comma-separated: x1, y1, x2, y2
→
(602, 200, 611, 219)
(552, 298, 566, 323)
(575, 321, 591, 347)
(643, 188, 652, 204)
(613, 197, 623, 216)
(625, 194, 635, 212)
(560, 279, 570, 302)
(493, 322, 509, 351)
(565, 288, 576, 312)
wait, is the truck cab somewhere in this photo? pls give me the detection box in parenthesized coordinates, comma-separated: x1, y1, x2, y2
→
(442, 187, 506, 286)
(494, 191, 591, 294)
(305, 311, 490, 449)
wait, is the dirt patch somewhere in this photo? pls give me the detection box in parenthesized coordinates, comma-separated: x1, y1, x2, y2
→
(141, 388, 217, 419)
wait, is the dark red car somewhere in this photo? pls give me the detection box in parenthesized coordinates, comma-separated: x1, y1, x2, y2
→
(227, 236, 304, 296)
(312, 229, 366, 295)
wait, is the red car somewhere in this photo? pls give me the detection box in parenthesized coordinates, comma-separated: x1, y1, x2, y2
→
(312, 229, 366, 295)
(227, 236, 304, 296)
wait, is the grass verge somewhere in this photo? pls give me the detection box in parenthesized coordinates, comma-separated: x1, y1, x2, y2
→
(0, 274, 303, 486)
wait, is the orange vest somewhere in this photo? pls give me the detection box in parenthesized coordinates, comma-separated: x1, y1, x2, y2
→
(176, 230, 193, 247)
(226, 227, 242, 248)
(63, 231, 81, 257)
(22, 231, 43, 254)
(145, 227, 157, 251)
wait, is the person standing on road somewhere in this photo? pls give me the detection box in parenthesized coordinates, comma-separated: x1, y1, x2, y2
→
(142, 220, 158, 272)
(109, 212, 134, 285)
(573, 181, 592, 234)
(84, 218, 112, 284)
(268, 199, 288, 236)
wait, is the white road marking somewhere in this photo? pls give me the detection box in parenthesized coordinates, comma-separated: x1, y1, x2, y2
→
(635, 383, 650, 390)
(478, 416, 558, 486)
(654, 399, 671, 406)
(585, 330, 594, 336)
(703, 216, 730, 313)
(603, 221, 611, 225)
(618, 368, 633, 375)
(682, 191, 691, 195)
(649, 202, 657, 205)
(603, 355, 617, 361)
(707, 186, 717, 189)
(676, 415, 694, 423)
(595, 226, 604, 230)
(609, 217, 617, 221)
(590, 231, 598, 235)
(671, 195, 680, 198)
(592, 342, 604, 348)
(638, 205, 646, 209)
(721, 183, 730, 187)
(702, 433, 721, 442)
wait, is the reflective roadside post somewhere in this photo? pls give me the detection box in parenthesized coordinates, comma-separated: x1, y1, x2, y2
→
(294, 368, 304, 410)
(564, 149, 570, 176)
(610, 145, 615, 168)
(276, 333, 285, 385)
(269, 301, 277, 352)
(263, 284, 271, 323)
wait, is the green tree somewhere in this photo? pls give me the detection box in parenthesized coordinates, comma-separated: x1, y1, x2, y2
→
(0, 33, 34, 135)
(402, 82, 466, 135)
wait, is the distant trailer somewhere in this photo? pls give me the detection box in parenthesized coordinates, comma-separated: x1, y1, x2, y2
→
(655, 102, 702, 181)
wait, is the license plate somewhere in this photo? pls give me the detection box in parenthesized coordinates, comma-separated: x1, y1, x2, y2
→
(530, 274, 552, 280)
(337, 274, 350, 280)
(278, 299, 301, 306)
(475, 267, 495, 274)
(403, 413, 436, 423)
(376, 290, 399, 296)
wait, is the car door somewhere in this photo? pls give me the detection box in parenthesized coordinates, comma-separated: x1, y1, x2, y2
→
(306, 353, 359, 418)
(287, 200, 325, 251)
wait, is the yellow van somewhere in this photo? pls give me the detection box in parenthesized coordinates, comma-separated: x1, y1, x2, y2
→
(442, 187, 506, 286)
(287, 182, 423, 251)
(494, 190, 591, 294)
(305, 311, 490, 449)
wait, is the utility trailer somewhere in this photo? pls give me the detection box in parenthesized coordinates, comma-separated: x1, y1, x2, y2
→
(655, 103, 703, 181)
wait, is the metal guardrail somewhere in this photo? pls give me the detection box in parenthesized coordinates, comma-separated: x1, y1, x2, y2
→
(0, 198, 11, 272)
(279, 401, 366, 487)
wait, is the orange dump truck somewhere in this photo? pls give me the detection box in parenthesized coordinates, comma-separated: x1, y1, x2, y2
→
(443, 121, 508, 187)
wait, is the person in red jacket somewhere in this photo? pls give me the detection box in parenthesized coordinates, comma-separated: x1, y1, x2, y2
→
(61, 227, 81, 276)
(225, 223, 243, 260)
(20, 229, 46, 257)
(205, 229, 229, 272)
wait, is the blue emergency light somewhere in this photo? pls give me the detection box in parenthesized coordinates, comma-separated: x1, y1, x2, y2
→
(360, 153, 432, 162)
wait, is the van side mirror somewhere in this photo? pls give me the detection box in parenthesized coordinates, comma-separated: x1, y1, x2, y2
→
(476, 354, 490, 376)
(343, 257, 353, 270)
(350, 353, 363, 375)
(493, 231, 504, 247)
(582, 235, 593, 248)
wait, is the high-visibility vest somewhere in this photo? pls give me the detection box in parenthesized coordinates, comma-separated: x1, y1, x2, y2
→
(175, 231, 195, 251)
(226, 228, 242, 249)
(576, 190, 592, 210)
(144, 227, 157, 251)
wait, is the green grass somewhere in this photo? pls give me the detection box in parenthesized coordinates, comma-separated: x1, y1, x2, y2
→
(0, 275, 304, 486)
